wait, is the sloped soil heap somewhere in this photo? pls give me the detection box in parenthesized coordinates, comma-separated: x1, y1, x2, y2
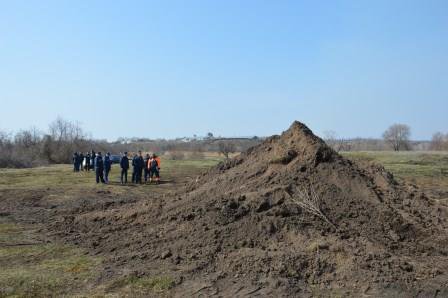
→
(51, 121, 448, 297)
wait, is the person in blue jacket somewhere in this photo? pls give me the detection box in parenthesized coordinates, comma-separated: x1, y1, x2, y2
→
(131, 151, 144, 184)
(95, 152, 105, 184)
(120, 152, 129, 184)
(104, 152, 112, 183)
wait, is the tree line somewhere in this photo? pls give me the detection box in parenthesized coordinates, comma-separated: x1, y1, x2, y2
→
(1, 119, 447, 168)
(0, 117, 105, 168)
(430, 132, 448, 151)
(0, 117, 260, 168)
(324, 123, 447, 152)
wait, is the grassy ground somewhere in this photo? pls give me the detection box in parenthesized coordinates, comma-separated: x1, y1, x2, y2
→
(0, 157, 223, 297)
(1, 152, 447, 296)
(0, 218, 102, 297)
(342, 151, 448, 195)
(0, 157, 221, 191)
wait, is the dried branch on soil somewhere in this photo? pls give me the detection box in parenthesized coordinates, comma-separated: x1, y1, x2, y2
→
(287, 186, 336, 229)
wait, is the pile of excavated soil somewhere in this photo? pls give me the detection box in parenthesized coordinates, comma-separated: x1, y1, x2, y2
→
(48, 121, 448, 296)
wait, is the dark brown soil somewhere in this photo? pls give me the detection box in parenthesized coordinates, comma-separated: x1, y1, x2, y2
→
(2, 121, 448, 297)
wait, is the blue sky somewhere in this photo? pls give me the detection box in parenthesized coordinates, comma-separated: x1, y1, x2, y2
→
(0, 0, 447, 140)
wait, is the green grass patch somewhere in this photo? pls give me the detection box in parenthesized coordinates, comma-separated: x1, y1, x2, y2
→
(0, 222, 102, 298)
(0, 157, 223, 191)
(342, 151, 448, 179)
(343, 151, 448, 195)
(0, 223, 20, 234)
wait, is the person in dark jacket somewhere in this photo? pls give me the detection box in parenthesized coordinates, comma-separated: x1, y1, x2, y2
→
(85, 153, 91, 171)
(104, 152, 112, 183)
(73, 152, 78, 172)
(76, 152, 83, 172)
(90, 150, 96, 170)
(95, 152, 105, 183)
(120, 152, 129, 184)
(144, 153, 150, 183)
(79, 152, 84, 171)
(131, 154, 138, 183)
(133, 151, 144, 184)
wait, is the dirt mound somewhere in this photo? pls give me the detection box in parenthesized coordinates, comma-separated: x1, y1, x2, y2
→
(48, 121, 448, 296)
(188, 121, 440, 246)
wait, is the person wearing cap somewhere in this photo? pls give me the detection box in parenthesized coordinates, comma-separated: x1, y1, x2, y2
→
(104, 152, 112, 183)
(148, 153, 161, 184)
(120, 152, 129, 184)
(95, 152, 105, 183)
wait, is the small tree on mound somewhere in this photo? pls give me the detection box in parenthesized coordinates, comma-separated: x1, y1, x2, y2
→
(286, 186, 336, 229)
(218, 142, 236, 159)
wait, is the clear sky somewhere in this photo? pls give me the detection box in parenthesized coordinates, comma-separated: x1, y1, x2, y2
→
(0, 0, 447, 141)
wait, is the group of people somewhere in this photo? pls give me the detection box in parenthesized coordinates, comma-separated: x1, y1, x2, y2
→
(72, 152, 93, 172)
(73, 150, 161, 185)
(120, 151, 161, 184)
(73, 151, 112, 183)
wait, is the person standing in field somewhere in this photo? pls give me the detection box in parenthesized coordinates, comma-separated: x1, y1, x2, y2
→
(144, 153, 151, 183)
(120, 152, 129, 184)
(90, 150, 96, 171)
(95, 152, 105, 184)
(85, 152, 91, 171)
(131, 153, 138, 183)
(104, 152, 112, 183)
(135, 151, 144, 184)
(79, 152, 84, 171)
(73, 152, 78, 172)
(148, 153, 161, 184)
(76, 152, 82, 172)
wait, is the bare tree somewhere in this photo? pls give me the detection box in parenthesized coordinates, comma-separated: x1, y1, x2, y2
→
(383, 124, 411, 151)
(0, 130, 11, 147)
(48, 117, 88, 163)
(323, 130, 351, 152)
(40, 134, 54, 162)
(218, 142, 236, 159)
(323, 130, 337, 147)
(14, 127, 42, 149)
(323, 130, 341, 151)
(430, 132, 448, 151)
(49, 116, 85, 142)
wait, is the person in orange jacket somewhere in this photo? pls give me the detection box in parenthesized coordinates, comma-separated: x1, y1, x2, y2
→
(148, 153, 161, 184)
